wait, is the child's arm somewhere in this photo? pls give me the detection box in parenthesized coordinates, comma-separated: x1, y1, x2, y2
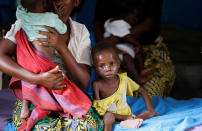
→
(135, 87, 159, 120)
(92, 81, 100, 100)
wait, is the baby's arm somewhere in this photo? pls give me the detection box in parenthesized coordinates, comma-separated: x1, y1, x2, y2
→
(136, 87, 159, 120)
(121, 35, 142, 54)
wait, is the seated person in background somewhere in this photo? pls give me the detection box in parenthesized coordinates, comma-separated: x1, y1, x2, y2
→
(91, 42, 159, 131)
(103, 0, 153, 85)
(95, 0, 176, 98)
(9, 0, 91, 130)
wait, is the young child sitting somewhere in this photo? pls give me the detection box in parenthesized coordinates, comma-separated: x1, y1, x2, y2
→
(103, 0, 153, 85)
(9, 0, 91, 130)
(91, 42, 159, 131)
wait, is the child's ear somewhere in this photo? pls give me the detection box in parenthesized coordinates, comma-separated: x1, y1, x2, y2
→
(74, 0, 80, 7)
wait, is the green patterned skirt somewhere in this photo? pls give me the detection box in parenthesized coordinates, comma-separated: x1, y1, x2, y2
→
(12, 100, 103, 131)
(140, 39, 176, 98)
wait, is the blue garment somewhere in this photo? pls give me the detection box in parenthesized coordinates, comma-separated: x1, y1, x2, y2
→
(16, 1, 67, 42)
(5, 96, 202, 131)
(5, 122, 15, 131)
(113, 96, 202, 131)
(75, 0, 96, 32)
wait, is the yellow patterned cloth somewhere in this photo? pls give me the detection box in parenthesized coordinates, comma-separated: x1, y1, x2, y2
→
(12, 100, 103, 131)
(140, 38, 176, 98)
(93, 73, 139, 116)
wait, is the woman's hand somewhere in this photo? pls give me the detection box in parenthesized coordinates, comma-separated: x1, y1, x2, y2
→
(35, 25, 69, 53)
(34, 66, 66, 90)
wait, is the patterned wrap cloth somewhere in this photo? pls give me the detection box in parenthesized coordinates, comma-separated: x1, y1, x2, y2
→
(140, 37, 176, 98)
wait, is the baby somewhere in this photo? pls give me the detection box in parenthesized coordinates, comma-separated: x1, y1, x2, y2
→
(103, 0, 153, 85)
(17, 0, 67, 120)
(92, 42, 159, 130)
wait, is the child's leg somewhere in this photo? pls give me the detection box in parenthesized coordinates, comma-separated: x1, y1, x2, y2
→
(103, 112, 115, 131)
(122, 54, 149, 85)
(103, 112, 136, 131)
(109, 113, 143, 129)
(21, 100, 31, 120)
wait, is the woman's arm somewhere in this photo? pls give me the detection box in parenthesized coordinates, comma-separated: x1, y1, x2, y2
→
(130, 0, 163, 39)
(59, 47, 90, 89)
(36, 25, 90, 89)
(0, 39, 65, 89)
(130, 18, 156, 39)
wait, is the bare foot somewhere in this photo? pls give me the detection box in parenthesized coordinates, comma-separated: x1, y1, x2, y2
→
(20, 101, 30, 120)
(137, 110, 160, 120)
(120, 118, 143, 128)
(141, 68, 153, 76)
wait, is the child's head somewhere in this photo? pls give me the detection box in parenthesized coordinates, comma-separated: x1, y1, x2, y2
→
(21, 0, 54, 13)
(92, 41, 121, 79)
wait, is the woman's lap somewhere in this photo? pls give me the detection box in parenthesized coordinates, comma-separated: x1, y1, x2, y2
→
(141, 40, 176, 98)
(12, 100, 103, 131)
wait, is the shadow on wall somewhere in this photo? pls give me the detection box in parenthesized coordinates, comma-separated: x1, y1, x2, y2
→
(161, 0, 202, 32)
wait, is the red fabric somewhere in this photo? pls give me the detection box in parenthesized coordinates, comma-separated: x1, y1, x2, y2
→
(9, 29, 92, 131)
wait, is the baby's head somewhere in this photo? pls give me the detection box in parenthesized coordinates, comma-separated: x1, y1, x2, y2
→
(91, 41, 121, 79)
(21, 0, 54, 13)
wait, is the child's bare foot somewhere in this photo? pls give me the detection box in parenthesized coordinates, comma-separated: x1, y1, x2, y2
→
(20, 107, 30, 120)
(120, 118, 143, 128)
(137, 110, 160, 120)
(141, 68, 153, 76)
(20, 100, 30, 120)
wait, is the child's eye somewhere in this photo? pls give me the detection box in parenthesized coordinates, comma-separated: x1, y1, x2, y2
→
(99, 65, 105, 69)
(109, 62, 114, 66)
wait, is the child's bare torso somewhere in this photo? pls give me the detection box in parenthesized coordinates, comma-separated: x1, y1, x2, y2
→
(96, 78, 120, 100)
(32, 41, 54, 59)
